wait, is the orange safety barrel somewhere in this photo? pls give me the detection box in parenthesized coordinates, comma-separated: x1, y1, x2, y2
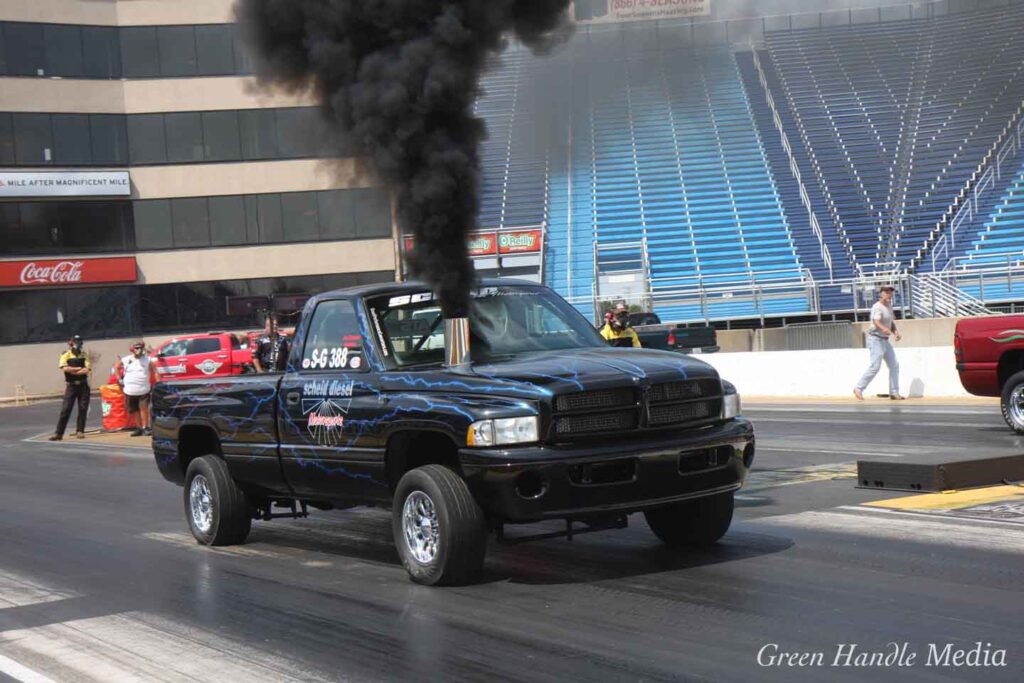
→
(100, 383, 134, 432)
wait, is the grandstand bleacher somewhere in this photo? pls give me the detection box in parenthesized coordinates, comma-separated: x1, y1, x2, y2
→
(967, 164, 1024, 263)
(474, 1, 1024, 325)
(764, 2, 1024, 272)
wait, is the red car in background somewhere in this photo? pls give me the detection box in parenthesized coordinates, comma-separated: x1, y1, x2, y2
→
(955, 315, 1024, 433)
(153, 332, 254, 380)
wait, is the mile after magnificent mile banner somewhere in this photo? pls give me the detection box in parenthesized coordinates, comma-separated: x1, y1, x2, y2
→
(573, 0, 710, 24)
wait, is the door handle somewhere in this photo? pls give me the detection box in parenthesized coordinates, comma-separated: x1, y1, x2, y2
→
(286, 391, 300, 406)
(217, 354, 228, 359)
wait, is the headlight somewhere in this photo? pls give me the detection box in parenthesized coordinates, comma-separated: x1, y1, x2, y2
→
(467, 416, 539, 447)
(721, 381, 741, 420)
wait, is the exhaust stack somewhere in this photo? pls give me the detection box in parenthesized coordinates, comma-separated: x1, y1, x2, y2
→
(444, 317, 471, 367)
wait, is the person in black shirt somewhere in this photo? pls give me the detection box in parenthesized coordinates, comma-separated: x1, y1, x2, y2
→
(50, 335, 91, 441)
(253, 314, 289, 373)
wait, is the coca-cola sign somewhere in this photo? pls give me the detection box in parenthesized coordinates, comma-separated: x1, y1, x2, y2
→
(20, 261, 84, 285)
(1, 257, 137, 288)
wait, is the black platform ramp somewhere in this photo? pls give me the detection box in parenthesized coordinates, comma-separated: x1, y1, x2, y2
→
(857, 454, 1024, 492)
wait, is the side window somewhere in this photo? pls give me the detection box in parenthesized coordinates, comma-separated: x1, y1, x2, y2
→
(160, 340, 188, 357)
(187, 338, 221, 355)
(301, 300, 366, 372)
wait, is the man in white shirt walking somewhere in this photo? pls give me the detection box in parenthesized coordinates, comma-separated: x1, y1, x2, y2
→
(854, 285, 905, 400)
(116, 342, 157, 436)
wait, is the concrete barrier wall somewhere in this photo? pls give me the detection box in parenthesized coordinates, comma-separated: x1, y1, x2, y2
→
(1, 334, 247, 400)
(699, 346, 965, 398)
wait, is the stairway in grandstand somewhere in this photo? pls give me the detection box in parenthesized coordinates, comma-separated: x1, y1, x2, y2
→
(953, 163, 1024, 300)
(735, 49, 857, 313)
(764, 2, 1024, 273)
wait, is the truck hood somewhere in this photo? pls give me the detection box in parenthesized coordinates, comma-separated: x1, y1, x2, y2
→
(378, 348, 719, 400)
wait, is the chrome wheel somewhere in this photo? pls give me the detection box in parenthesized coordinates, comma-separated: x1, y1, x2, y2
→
(402, 491, 439, 565)
(1010, 385, 1024, 429)
(189, 475, 213, 534)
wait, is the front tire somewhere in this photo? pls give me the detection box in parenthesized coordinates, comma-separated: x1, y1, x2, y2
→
(1000, 371, 1024, 435)
(392, 465, 486, 586)
(644, 491, 734, 547)
(184, 455, 252, 546)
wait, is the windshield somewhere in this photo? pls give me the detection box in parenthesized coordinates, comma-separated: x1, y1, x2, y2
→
(365, 285, 607, 367)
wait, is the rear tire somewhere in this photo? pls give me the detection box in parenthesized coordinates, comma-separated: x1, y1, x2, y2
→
(644, 491, 734, 547)
(392, 465, 486, 586)
(184, 455, 252, 546)
(1000, 371, 1024, 435)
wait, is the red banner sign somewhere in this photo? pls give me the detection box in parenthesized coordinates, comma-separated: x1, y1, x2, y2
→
(0, 257, 138, 288)
(467, 232, 498, 256)
(404, 229, 541, 258)
(498, 229, 543, 254)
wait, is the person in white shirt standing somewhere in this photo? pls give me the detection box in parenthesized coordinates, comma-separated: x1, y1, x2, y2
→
(854, 285, 905, 401)
(116, 341, 157, 436)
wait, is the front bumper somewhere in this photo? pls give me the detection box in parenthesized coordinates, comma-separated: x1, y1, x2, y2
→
(460, 418, 754, 522)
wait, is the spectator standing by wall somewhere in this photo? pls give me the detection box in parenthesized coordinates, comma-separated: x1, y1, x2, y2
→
(854, 285, 904, 400)
(116, 341, 157, 436)
(49, 335, 91, 440)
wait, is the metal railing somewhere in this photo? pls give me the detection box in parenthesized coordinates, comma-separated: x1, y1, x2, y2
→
(576, 268, 817, 325)
(750, 46, 835, 281)
(924, 98, 1024, 271)
(570, 263, 1016, 325)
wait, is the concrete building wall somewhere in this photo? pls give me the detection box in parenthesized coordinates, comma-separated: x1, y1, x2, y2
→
(134, 239, 395, 285)
(128, 159, 377, 200)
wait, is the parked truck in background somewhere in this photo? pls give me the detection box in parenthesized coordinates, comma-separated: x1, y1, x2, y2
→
(955, 315, 1024, 433)
(152, 280, 754, 586)
(153, 332, 254, 379)
(629, 312, 720, 353)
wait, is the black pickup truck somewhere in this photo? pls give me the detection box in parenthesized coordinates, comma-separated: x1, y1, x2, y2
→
(153, 280, 754, 585)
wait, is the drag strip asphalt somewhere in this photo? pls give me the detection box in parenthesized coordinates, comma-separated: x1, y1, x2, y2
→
(1, 400, 1022, 681)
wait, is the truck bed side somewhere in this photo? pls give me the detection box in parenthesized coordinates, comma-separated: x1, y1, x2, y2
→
(152, 374, 284, 490)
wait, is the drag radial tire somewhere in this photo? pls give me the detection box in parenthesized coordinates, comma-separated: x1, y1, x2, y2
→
(1000, 371, 1024, 435)
(392, 465, 487, 586)
(184, 455, 252, 546)
(643, 491, 734, 547)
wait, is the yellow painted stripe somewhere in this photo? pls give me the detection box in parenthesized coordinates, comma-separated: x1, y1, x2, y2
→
(864, 485, 1024, 510)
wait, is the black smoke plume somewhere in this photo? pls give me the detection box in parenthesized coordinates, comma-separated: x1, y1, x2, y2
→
(237, 0, 572, 317)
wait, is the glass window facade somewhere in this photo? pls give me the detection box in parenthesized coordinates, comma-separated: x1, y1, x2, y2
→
(1, 21, 250, 79)
(0, 271, 395, 345)
(2, 189, 389, 257)
(1, 108, 330, 167)
(1, 201, 134, 256)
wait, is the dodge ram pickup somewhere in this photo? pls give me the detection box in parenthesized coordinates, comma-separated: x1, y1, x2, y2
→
(152, 280, 755, 585)
(955, 315, 1024, 433)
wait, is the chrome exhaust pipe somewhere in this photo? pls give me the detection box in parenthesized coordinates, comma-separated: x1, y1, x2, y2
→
(444, 317, 471, 367)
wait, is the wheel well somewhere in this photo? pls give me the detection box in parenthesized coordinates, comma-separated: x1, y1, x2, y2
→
(998, 350, 1024, 389)
(385, 431, 461, 492)
(177, 424, 222, 478)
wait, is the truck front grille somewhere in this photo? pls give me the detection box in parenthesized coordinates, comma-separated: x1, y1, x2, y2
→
(648, 379, 720, 403)
(648, 399, 720, 426)
(550, 379, 722, 440)
(554, 410, 639, 436)
(554, 387, 635, 412)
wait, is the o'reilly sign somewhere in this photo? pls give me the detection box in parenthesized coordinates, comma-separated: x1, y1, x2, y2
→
(0, 170, 130, 198)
